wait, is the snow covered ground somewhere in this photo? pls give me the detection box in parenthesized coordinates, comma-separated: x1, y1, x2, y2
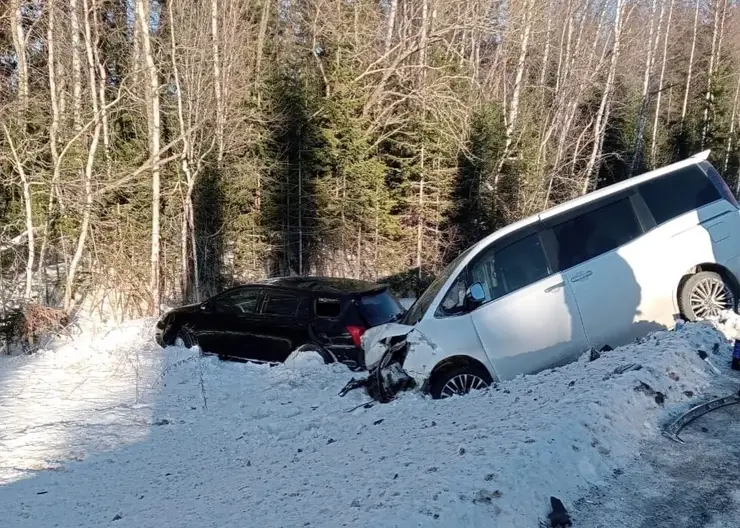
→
(1, 315, 740, 527)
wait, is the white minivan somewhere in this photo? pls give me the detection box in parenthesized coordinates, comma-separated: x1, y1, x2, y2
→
(363, 151, 740, 399)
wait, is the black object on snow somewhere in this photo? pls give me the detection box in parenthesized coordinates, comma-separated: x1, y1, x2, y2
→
(339, 377, 368, 397)
(548, 496, 572, 527)
(698, 349, 709, 360)
(588, 348, 601, 362)
(600, 344, 613, 352)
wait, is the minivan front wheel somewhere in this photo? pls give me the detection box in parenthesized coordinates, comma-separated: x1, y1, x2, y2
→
(430, 364, 493, 399)
(679, 271, 737, 321)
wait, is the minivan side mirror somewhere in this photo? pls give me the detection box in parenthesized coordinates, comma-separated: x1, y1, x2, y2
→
(465, 282, 486, 310)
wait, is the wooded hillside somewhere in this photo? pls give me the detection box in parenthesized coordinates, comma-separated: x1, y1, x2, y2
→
(1, 0, 739, 317)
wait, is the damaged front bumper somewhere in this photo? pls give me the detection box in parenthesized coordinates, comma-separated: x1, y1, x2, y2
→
(339, 323, 442, 403)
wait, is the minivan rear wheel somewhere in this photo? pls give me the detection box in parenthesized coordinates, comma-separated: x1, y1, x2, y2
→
(679, 271, 737, 321)
(430, 364, 493, 399)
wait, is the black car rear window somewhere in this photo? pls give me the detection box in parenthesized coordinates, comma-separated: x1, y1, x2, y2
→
(358, 290, 404, 326)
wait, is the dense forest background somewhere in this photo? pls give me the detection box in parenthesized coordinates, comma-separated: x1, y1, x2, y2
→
(1, 0, 739, 318)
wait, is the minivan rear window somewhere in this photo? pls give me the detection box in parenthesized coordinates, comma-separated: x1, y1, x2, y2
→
(358, 290, 404, 326)
(638, 165, 721, 225)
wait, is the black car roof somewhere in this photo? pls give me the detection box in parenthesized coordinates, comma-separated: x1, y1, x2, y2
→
(255, 276, 387, 295)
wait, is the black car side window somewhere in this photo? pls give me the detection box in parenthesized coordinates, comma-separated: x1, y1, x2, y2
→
(262, 291, 304, 317)
(315, 297, 342, 318)
(212, 288, 261, 314)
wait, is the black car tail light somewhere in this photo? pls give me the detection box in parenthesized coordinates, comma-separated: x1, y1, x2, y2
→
(345, 325, 366, 348)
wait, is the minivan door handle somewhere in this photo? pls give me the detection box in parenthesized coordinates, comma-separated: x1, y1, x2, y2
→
(544, 282, 565, 293)
(570, 270, 593, 283)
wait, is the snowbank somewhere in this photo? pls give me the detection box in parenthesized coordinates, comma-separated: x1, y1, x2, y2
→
(1, 316, 739, 527)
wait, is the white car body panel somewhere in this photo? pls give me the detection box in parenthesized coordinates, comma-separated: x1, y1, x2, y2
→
(467, 272, 588, 381)
(412, 313, 497, 380)
(361, 323, 415, 369)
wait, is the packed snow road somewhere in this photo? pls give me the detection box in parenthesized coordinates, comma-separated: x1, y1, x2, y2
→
(575, 396, 740, 528)
(1, 316, 739, 527)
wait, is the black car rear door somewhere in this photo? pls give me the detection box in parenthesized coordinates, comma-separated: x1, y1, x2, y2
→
(197, 286, 264, 358)
(256, 288, 312, 362)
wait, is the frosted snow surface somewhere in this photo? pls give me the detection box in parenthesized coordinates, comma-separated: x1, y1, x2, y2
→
(1, 314, 740, 527)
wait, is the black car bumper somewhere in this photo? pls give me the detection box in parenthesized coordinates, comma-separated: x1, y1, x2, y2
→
(326, 345, 366, 371)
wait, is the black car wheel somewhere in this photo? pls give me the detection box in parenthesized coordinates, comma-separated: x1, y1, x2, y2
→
(174, 326, 197, 349)
(288, 344, 337, 365)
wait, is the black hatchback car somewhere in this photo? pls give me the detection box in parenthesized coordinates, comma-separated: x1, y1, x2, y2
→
(154, 277, 405, 370)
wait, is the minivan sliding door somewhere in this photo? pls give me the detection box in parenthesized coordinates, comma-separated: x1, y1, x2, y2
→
(466, 231, 589, 380)
(543, 194, 663, 350)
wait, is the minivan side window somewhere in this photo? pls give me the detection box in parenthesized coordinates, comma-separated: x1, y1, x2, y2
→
(551, 197, 642, 271)
(467, 234, 551, 305)
(638, 165, 721, 225)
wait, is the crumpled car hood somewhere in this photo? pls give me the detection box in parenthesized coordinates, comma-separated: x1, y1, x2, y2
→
(361, 322, 415, 369)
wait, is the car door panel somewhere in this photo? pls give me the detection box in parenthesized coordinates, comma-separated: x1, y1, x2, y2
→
(256, 290, 312, 362)
(548, 194, 669, 350)
(193, 287, 264, 358)
(470, 273, 589, 381)
(447, 231, 590, 381)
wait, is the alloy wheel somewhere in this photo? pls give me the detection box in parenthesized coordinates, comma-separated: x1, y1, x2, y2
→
(440, 373, 488, 398)
(690, 276, 735, 319)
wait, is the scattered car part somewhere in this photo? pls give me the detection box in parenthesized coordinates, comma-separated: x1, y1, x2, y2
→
(339, 344, 416, 403)
(663, 389, 740, 444)
(548, 496, 572, 528)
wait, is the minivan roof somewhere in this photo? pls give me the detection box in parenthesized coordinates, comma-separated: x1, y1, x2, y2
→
(539, 150, 711, 221)
(472, 150, 712, 252)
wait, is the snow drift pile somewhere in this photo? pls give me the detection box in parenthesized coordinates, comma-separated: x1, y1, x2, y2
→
(1, 315, 739, 527)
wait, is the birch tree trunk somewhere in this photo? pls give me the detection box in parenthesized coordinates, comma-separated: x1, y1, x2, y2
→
(167, 0, 198, 301)
(650, 0, 674, 167)
(628, 0, 663, 177)
(38, 0, 62, 290)
(681, 0, 700, 124)
(701, 0, 722, 148)
(211, 0, 225, 167)
(136, 0, 162, 313)
(65, 0, 102, 310)
(385, 0, 398, 55)
(10, 0, 28, 112)
(70, 0, 83, 130)
(582, 0, 624, 194)
(495, 0, 535, 191)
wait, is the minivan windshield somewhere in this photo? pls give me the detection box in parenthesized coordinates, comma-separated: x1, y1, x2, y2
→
(403, 246, 475, 325)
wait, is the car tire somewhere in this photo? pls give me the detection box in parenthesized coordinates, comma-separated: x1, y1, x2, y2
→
(290, 344, 337, 365)
(174, 326, 197, 349)
(429, 363, 493, 400)
(679, 271, 738, 322)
